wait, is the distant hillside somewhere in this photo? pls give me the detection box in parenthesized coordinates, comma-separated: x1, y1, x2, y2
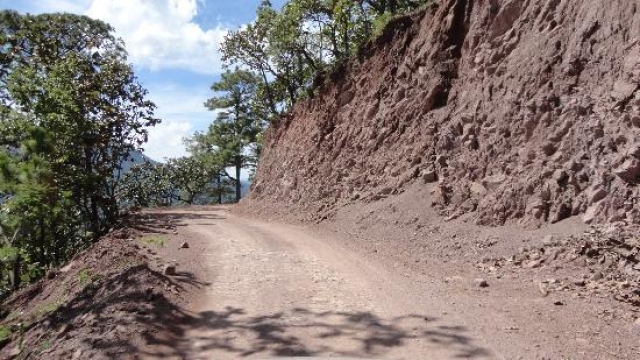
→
(119, 150, 158, 174)
(1, 150, 156, 205)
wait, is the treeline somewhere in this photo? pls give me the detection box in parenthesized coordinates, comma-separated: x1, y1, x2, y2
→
(137, 0, 433, 208)
(0, 12, 158, 297)
(220, 0, 431, 112)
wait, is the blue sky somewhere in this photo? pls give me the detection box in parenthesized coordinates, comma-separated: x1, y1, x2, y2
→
(0, 0, 286, 161)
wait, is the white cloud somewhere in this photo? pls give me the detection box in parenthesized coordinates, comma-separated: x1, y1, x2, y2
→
(2, 0, 225, 159)
(144, 121, 193, 160)
(85, 0, 228, 74)
(4, 0, 229, 74)
(142, 82, 215, 161)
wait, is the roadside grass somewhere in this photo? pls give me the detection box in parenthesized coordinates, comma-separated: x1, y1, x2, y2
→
(0, 325, 11, 344)
(77, 269, 92, 286)
(77, 268, 103, 287)
(139, 235, 166, 247)
(31, 299, 63, 321)
(38, 338, 51, 352)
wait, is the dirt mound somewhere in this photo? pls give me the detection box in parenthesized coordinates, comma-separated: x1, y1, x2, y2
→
(0, 219, 188, 359)
(478, 223, 640, 306)
(248, 0, 640, 227)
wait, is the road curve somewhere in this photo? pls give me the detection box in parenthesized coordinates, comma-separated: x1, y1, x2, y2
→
(168, 208, 494, 360)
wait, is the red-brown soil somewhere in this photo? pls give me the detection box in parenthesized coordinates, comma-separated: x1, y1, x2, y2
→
(250, 0, 640, 227)
(0, 212, 201, 359)
(2, 206, 639, 359)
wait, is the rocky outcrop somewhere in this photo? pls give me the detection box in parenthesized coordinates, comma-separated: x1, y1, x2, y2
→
(250, 0, 640, 227)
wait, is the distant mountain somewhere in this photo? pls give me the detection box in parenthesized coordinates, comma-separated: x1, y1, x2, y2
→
(1, 149, 156, 205)
(118, 150, 157, 173)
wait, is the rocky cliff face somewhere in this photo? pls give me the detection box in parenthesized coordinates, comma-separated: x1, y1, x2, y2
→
(249, 0, 640, 227)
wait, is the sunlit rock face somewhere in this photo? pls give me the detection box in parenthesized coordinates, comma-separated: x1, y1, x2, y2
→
(250, 0, 640, 226)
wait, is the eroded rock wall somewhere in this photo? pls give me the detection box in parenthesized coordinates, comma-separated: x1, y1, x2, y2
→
(250, 0, 640, 226)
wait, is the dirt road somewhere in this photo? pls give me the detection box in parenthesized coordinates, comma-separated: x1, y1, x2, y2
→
(154, 207, 493, 359)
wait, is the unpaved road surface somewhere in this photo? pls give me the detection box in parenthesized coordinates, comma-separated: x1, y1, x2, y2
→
(151, 207, 494, 359)
(144, 207, 638, 360)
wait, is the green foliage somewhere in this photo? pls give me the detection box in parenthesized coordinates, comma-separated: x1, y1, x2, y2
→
(118, 154, 232, 207)
(220, 0, 430, 113)
(190, 69, 265, 203)
(77, 269, 93, 285)
(371, 11, 394, 39)
(0, 11, 158, 298)
(38, 338, 52, 352)
(0, 325, 11, 343)
(118, 160, 174, 208)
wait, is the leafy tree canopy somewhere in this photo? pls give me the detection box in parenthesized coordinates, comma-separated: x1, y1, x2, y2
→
(0, 11, 158, 296)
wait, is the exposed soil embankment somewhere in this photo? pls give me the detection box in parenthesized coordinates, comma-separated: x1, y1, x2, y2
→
(0, 214, 193, 359)
(249, 0, 640, 227)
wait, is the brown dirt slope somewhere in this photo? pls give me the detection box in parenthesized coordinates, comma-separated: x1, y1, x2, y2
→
(249, 0, 640, 227)
(0, 215, 191, 359)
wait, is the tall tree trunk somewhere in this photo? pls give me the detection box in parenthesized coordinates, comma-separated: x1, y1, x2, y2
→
(260, 68, 278, 116)
(235, 155, 242, 203)
(11, 255, 20, 291)
(38, 216, 46, 268)
(217, 173, 223, 204)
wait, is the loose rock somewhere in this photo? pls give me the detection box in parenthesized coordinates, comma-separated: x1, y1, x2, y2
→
(474, 278, 489, 288)
(163, 264, 177, 276)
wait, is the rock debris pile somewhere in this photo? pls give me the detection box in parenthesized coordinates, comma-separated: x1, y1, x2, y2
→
(478, 224, 640, 306)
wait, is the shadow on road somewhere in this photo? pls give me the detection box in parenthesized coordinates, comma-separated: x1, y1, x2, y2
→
(14, 250, 489, 359)
(139, 305, 490, 359)
(126, 209, 227, 234)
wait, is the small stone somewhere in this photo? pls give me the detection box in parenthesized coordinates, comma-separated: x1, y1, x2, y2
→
(574, 257, 588, 267)
(615, 158, 640, 183)
(626, 142, 640, 159)
(482, 174, 506, 191)
(589, 272, 604, 281)
(180, 241, 189, 249)
(572, 278, 586, 286)
(539, 282, 549, 297)
(553, 169, 568, 183)
(7, 346, 20, 359)
(541, 235, 555, 246)
(525, 260, 542, 268)
(553, 300, 565, 306)
(46, 269, 59, 279)
(529, 252, 542, 261)
(586, 185, 607, 205)
(163, 264, 177, 276)
(72, 349, 84, 360)
(617, 281, 631, 289)
(474, 278, 489, 288)
(57, 323, 73, 338)
(546, 248, 561, 261)
(422, 170, 437, 183)
(470, 182, 488, 196)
